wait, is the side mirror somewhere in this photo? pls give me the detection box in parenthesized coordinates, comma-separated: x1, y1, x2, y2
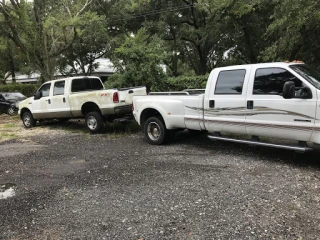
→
(283, 81, 295, 99)
(34, 91, 42, 100)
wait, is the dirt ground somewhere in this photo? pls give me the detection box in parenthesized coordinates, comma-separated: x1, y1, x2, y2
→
(0, 114, 320, 239)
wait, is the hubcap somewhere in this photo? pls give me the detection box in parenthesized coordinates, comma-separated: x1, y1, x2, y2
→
(87, 116, 97, 130)
(147, 121, 161, 141)
(24, 115, 31, 127)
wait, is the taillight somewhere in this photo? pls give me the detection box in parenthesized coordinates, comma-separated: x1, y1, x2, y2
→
(113, 92, 119, 103)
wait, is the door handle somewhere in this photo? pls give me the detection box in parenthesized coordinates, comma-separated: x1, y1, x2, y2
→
(247, 100, 253, 109)
(63, 98, 66, 103)
(209, 100, 215, 108)
(46, 99, 51, 104)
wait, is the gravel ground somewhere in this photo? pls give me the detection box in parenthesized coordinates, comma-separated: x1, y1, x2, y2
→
(0, 116, 320, 240)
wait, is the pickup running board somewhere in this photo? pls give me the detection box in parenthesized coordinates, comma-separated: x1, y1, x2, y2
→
(208, 135, 313, 152)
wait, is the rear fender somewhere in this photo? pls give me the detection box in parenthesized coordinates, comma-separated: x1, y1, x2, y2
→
(138, 100, 185, 129)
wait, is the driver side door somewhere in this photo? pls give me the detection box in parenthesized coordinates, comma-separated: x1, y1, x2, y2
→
(32, 83, 52, 119)
(245, 67, 317, 141)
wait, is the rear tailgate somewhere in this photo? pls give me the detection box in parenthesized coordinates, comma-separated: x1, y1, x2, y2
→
(118, 86, 147, 104)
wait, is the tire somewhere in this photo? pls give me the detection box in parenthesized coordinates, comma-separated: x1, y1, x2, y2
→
(22, 111, 36, 128)
(85, 112, 104, 133)
(7, 105, 16, 116)
(144, 117, 168, 145)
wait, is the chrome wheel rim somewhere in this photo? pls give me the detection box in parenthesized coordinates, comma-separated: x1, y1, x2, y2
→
(24, 115, 31, 127)
(87, 116, 97, 130)
(147, 121, 161, 141)
(8, 107, 15, 115)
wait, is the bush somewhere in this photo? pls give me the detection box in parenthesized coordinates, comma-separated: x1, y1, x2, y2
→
(104, 73, 127, 89)
(164, 75, 208, 91)
(105, 74, 209, 92)
(0, 84, 40, 97)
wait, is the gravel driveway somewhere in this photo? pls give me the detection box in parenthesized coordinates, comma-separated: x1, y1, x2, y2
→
(0, 118, 320, 239)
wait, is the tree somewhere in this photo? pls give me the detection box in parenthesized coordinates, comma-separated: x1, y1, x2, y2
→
(0, 0, 94, 82)
(109, 28, 167, 91)
(57, 13, 109, 76)
(129, 0, 218, 75)
(263, 0, 320, 68)
(209, 0, 275, 65)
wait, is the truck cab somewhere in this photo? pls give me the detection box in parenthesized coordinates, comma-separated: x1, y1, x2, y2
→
(202, 62, 319, 144)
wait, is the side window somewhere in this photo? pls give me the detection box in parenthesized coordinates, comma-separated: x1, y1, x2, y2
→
(215, 70, 246, 94)
(253, 68, 302, 95)
(39, 83, 51, 97)
(53, 81, 65, 96)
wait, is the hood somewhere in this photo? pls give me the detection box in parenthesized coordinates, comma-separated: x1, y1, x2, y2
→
(7, 99, 17, 103)
(18, 97, 32, 109)
(7, 97, 27, 104)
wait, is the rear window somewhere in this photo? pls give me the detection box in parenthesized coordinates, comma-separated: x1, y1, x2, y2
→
(71, 78, 104, 92)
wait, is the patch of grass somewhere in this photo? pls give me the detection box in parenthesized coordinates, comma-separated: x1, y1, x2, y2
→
(0, 132, 18, 141)
(40, 119, 142, 136)
(105, 121, 142, 135)
(3, 123, 17, 128)
(40, 120, 88, 134)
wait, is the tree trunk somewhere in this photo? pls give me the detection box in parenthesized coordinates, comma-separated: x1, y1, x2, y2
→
(197, 44, 208, 75)
(38, 58, 56, 83)
(9, 53, 16, 84)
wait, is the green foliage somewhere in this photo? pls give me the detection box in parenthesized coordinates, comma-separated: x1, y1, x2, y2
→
(104, 73, 127, 89)
(1, 0, 320, 91)
(106, 73, 209, 92)
(0, 84, 40, 97)
(263, 0, 320, 67)
(111, 28, 167, 91)
(164, 75, 208, 91)
(57, 12, 110, 76)
(0, 0, 96, 82)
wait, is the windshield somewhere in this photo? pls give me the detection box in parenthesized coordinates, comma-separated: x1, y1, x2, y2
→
(1, 92, 26, 100)
(290, 64, 320, 90)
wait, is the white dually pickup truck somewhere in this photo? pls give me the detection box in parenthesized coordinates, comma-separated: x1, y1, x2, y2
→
(19, 76, 146, 132)
(133, 62, 320, 152)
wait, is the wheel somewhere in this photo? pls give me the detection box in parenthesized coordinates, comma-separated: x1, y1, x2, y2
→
(85, 112, 104, 133)
(22, 111, 36, 128)
(7, 105, 16, 116)
(144, 117, 169, 145)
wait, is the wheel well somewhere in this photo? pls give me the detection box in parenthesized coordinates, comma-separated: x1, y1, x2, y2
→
(140, 108, 164, 127)
(81, 102, 101, 116)
(20, 108, 31, 119)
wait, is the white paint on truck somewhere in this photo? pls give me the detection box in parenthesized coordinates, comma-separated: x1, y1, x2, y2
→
(133, 62, 320, 149)
(19, 76, 146, 132)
